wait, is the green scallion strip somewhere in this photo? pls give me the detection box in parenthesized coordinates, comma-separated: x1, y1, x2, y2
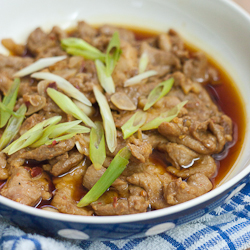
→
(143, 78, 174, 111)
(95, 59, 115, 94)
(105, 31, 122, 76)
(45, 133, 76, 145)
(0, 104, 26, 150)
(121, 110, 147, 139)
(93, 86, 117, 153)
(30, 120, 85, 148)
(47, 88, 96, 128)
(0, 103, 22, 118)
(67, 125, 90, 134)
(61, 37, 102, 54)
(141, 101, 188, 130)
(3, 116, 61, 155)
(66, 48, 106, 62)
(77, 146, 131, 207)
(89, 121, 106, 170)
(0, 78, 20, 128)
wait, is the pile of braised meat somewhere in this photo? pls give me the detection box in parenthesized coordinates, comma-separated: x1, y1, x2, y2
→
(0, 21, 233, 216)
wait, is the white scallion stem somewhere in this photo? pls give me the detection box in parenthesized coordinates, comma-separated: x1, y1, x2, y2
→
(31, 72, 92, 106)
(139, 52, 149, 74)
(93, 86, 117, 153)
(13, 56, 67, 77)
(124, 70, 157, 87)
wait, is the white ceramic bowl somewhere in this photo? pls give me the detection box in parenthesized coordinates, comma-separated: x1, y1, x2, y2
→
(0, 0, 250, 240)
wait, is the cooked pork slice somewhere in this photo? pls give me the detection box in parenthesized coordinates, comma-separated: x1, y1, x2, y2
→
(50, 150, 84, 176)
(164, 173, 212, 205)
(0, 152, 8, 180)
(127, 172, 173, 209)
(157, 142, 199, 169)
(140, 42, 181, 77)
(99, 25, 135, 43)
(92, 195, 149, 215)
(1, 166, 51, 206)
(27, 27, 66, 58)
(19, 113, 44, 136)
(166, 155, 217, 179)
(127, 137, 152, 163)
(21, 138, 75, 161)
(158, 117, 231, 155)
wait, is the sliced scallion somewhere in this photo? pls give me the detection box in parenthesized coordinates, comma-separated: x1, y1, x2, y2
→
(67, 125, 90, 134)
(31, 120, 82, 148)
(121, 110, 147, 139)
(0, 103, 22, 118)
(47, 88, 96, 128)
(0, 78, 20, 128)
(61, 37, 105, 62)
(0, 104, 26, 150)
(31, 72, 92, 106)
(45, 133, 76, 145)
(95, 59, 115, 94)
(61, 37, 102, 54)
(139, 52, 149, 74)
(141, 101, 188, 130)
(73, 100, 95, 117)
(93, 86, 117, 153)
(89, 121, 106, 170)
(77, 146, 131, 207)
(3, 116, 61, 155)
(124, 70, 158, 87)
(143, 78, 174, 111)
(105, 31, 122, 76)
(66, 48, 105, 62)
(13, 56, 67, 78)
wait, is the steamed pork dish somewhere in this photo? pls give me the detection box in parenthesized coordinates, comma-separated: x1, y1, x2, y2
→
(0, 21, 235, 216)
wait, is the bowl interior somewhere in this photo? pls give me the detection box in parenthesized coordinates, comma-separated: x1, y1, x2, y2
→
(0, 0, 250, 223)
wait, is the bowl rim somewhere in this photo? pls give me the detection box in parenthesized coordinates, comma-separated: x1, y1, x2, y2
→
(0, 0, 250, 225)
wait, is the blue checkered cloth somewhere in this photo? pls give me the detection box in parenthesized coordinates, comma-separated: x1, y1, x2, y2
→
(1, 183, 250, 250)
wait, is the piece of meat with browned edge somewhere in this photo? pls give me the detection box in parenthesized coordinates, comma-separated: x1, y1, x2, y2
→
(21, 138, 75, 161)
(51, 164, 93, 215)
(164, 173, 212, 205)
(127, 137, 152, 163)
(140, 42, 181, 77)
(158, 117, 232, 155)
(1, 166, 51, 206)
(0, 152, 8, 180)
(7, 149, 26, 168)
(127, 171, 174, 209)
(27, 27, 66, 58)
(92, 195, 149, 216)
(99, 25, 135, 43)
(76, 21, 97, 43)
(19, 113, 44, 136)
(157, 142, 199, 169)
(166, 155, 217, 179)
(49, 150, 84, 176)
(0, 54, 33, 79)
